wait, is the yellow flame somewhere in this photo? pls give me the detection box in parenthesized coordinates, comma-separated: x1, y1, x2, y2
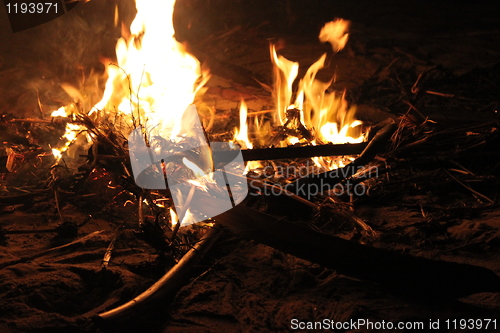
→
(182, 157, 207, 179)
(51, 148, 62, 159)
(169, 208, 178, 227)
(181, 208, 195, 226)
(232, 100, 263, 172)
(253, 114, 271, 147)
(51, 107, 67, 118)
(269, 19, 364, 146)
(114, 5, 119, 27)
(234, 100, 253, 149)
(271, 44, 299, 125)
(319, 19, 350, 53)
(50, 106, 91, 160)
(92, 0, 209, 140)
(52, 0, 209, 161)
(228, 20, 361, 174)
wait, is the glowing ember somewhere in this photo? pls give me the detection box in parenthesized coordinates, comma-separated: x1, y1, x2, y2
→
(51, 148, 62, 160)
(50, 106, 93, 160)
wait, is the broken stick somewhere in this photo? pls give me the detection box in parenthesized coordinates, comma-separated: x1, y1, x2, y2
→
(97, 226, 222, 322)
(0, 231, 105, 270)
(213, 197, 500, 299)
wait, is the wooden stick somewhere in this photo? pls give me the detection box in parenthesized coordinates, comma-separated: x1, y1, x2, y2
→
(8, 119, 53, 124)
(83, 142, 367, 164)
(212, 142, 368, 163)
(0, 231, 105, 270)
(247, 110, 274, 116)
(0, 190, 49, 205)
(102, 225, 123, 269)
(444, 169, 494, 205)
(53, 188, 64, 222)
(5, 228, 57, 235)
(97, 226, 222, 321)
(425, 90, 476, 100)
(138, 195, 144, 227)
(213, 201, 500, 298)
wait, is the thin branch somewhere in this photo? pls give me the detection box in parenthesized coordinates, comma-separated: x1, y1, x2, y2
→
(444, 168, 494, 205)
(0, 231, 105, 270)
(102, 225, 124, 269)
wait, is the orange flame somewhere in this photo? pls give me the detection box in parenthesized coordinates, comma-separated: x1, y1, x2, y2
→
(319, 19, 350, 53)
(93, 0, 209, 138)
(279, 19, 363, 145)
(52, 0, 209, 160)
(233, 100, 253, 149)
(271, 44, 299, 125)
(234, 19, 364, 157)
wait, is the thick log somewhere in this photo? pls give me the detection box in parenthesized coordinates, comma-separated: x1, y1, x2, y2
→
(239, 143, 367, 161)
(213, 197, 500, 298)
(0, 190, 49, 205)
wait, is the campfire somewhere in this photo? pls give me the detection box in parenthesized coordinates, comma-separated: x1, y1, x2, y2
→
(1, 0, 499, 331)
(45, 0, 374, 231)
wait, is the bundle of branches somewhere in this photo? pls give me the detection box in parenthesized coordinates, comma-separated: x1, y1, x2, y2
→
(0, 109, 214, 268)
(368, 110, 500, 213)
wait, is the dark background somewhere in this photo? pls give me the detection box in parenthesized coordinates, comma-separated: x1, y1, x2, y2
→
(0, 0, 498, 118)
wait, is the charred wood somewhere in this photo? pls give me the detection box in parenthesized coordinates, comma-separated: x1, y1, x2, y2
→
(214, 202, 500, 299)
(214, 142, 368, 163)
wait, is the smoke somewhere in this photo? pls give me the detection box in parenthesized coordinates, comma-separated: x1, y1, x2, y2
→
(0, 0, 134, 118)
